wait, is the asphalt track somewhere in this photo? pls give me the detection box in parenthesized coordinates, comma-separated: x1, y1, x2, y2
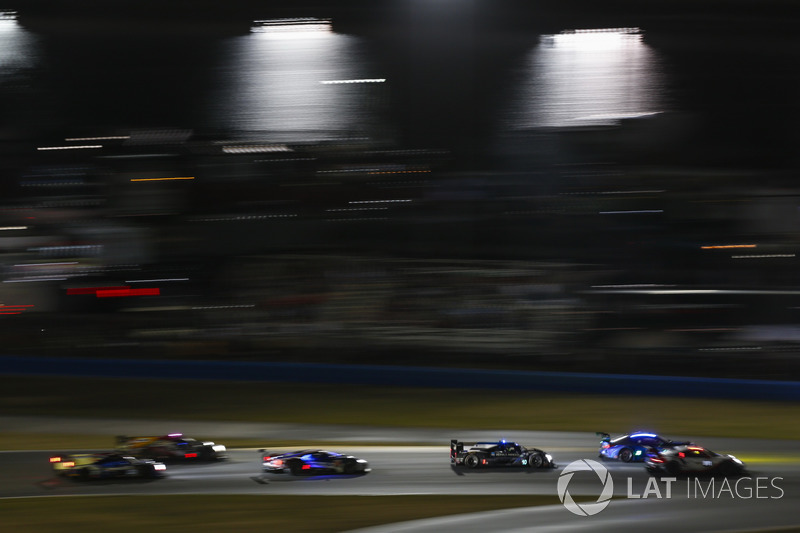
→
(2, 417, 800, 531)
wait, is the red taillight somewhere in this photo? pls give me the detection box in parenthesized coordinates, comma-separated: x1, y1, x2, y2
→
(302, 464, 311, 470)
(49, 457, 61, 463)
(184, 453, 198, 458)
(482, 459, 488, 465)
(601, 443, 609, 449)
(649, 457, 665, 464)
(274, 460, 283, 466)
(263, 456, 271, 462)
(678, 452, 685, 458)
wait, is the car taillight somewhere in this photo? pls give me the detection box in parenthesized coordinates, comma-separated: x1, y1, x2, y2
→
(49, 457, 61, 463)
(601, 443, 609, 449)
(263, 456, 271, 462)
(273, 460, 283, 466)
(62, 461, 75, 468)
(649, 457, 665, 464)
(302, 464, 311, 470)
(184, 453, 198, 458)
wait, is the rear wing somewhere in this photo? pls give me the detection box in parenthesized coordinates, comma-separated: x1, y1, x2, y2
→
(450, 439, 464, 458)
(596, 432, 611, 442)
(115, 435, 158, 448)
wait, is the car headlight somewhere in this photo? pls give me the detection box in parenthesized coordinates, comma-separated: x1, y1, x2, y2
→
(212, 445, 226, 452)
(729, 455, 743, 465)
(154, 464, 167, 471)
(545, 454, 553, 462)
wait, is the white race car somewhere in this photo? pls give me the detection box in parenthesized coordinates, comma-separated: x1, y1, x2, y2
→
(645, 444, 746, 477)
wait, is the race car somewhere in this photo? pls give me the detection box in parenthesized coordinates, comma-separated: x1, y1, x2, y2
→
(645, 444, 746, 477)
(597, 432, 690, 463)
(450, 439, 556, 469)
(115, 433, 227, 461)
(261, 449, 371, 476)
(49, 453, 166, 480)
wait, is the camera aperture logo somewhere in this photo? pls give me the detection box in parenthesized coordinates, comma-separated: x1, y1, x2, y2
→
(557, 459, 614, 516)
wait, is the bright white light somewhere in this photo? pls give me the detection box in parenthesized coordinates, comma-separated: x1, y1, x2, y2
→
(507, 27, 663, 128)
(251, 18, 333, 39)
(37, 145, 103, 151)
(222, 144, 292, 154)
(65, 136, 130, 141)
(732, 254, 796, 259)
(551, 28, 643, 51)
(320, 79, 386, 84)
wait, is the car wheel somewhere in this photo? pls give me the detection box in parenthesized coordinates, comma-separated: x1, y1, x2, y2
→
(464, 454, 481, 469)
(288, 460, 305, 476)
(618, 448, 634, 463)
(529, 454, 545, 468)
(719, 460, 740, 477)
(200, 447, 216, 461)
(666, 461, 682, 476)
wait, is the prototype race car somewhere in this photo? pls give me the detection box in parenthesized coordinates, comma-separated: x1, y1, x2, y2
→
(450, 439, 556, 469)
(645, 444, 746, 477)
(49, 453, 166, 480)
(115, 433, 227, 461)
(597, 432, 690, 463)
(261, 449, 371, 476)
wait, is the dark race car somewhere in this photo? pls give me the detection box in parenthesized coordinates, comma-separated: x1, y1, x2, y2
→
(450, 439, 556, 469)
(597, 431, 691, 463)
(645, 444, 746, 477)
(261, 449, 371, 476)
(49, 452, 166, 480)
(115, 433, 227, 462)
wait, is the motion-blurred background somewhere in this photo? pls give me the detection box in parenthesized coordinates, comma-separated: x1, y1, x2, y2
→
(2, 0, 800, 379)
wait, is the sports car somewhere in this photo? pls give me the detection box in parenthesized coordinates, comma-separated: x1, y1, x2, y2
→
(261, 449, 371, 476)
(645, 444, 746, 477)
(115, 433, 227, 461)
(49, 453, 166, 480)
(597, 432, 689, 463)
(450, 439, 556, 469)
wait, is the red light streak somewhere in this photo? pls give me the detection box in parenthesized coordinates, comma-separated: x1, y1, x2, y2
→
(67, 286, 129, 295)
(66, 286, 160, 297)
(96, 288, 160, 298)
(0, 304, 34, 315)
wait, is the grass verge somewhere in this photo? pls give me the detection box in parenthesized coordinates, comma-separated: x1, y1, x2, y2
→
(0, 494, 576, 533)
(2, 375, 800, 443)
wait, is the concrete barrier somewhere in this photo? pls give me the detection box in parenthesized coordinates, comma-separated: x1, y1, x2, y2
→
(1, 355, 798, 401)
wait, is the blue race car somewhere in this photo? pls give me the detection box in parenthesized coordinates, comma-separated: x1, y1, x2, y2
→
(261, 449, 371, 476)
(597, 432, 688, 463)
